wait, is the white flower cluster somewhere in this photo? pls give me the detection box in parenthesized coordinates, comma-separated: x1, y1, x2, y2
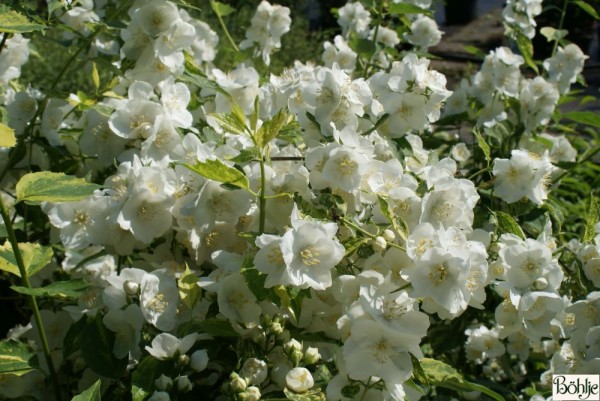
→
(503, 0, 543, 39)
(240, 1, 291, 66)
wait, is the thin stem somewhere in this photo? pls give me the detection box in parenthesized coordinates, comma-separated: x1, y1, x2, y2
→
(551, 0, 569, 57)
(0, 32, 9, 57)
(0, 197, 62, 401)
(361, 113, 389, 136)
(258, 149, 267, 235)
(211, 0, 240, 52)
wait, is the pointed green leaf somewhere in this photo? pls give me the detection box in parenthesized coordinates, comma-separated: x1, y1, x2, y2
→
(562, 111, 600, 128)
(0, 6, 45, 33)
(0, 340, 36, 376)
(389, 3, 431, 15)
(516, 34, 538, 73)
(540, 26, 568, 42)
(0, 241, 53, 278)
(210, 0, 235, 17)
(182, 159, 249, 190)
(257, 110, 289, 147)
(474, 128, 491, 165)
(574, 1, 599, 19)
(207, 112, 247, 135)
(349, 37, 377, 59)
(494, 211, 526, 240)
(0, 123, 16, 148)
(177, 318, 236, 338)
(178, 265, 201, 310)
(16, 172, 102, 203)
(91, 62, 100, 91)
(71, 379, 101, 401)
(11, 279, 89, 299)
(421, 358, 505, 401)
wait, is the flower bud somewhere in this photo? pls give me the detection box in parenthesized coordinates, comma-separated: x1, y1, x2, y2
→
(290, 349, 304, 367)
(155, 374, 173, 391)
(241, 358, 268, 385)
(285, 367, 314, 393)
(123, 280, 139, 295)
(178, 354, 190, 367)
(303, 346, 320, 365)
(382, 229, 395, 243)
(230, 373, 247, 393)
(148, 391, 170, 401)
(371, 236, 387, 252)
(269, 322, 284, 336)
(245, 386, 261, 401)
(190, 349, 209, 372)
(283, 339, 302, 354)
(176, 375, 192, 393)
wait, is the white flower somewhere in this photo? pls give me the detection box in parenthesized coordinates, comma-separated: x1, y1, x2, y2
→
(117, 189, 174, 244)
(337, 2, 371, 38)
(145, 333, 197, 360)
(404, 15, 443, 49)
(279, 218, 345, 290)
(140, 269, 179, 331)
(465, 325, 506, 363)
(285, 367, 314, 393)
(217, 272, 261, 324)
(103, 304, 144, 358)
(343, 319, 415, 385)
(131, 0, 180, 37)
(493, 149, 554, 205)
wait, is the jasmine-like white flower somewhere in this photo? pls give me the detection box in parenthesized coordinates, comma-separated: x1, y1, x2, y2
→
(145, 332, 197, 360)
(140, 269, 179, 331)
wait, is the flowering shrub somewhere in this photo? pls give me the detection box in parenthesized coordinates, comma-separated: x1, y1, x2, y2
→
(0, 1, 599, 400)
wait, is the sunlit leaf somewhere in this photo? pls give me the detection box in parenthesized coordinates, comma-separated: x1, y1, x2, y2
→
(0, 341, 36, 376)
(0, 123, 16, 148)
(16, 172, 101, 203)
(0, 5, 45, 33)
(0, 241, 53, 278)
(71, 379, 101, 401)
(11, 279, 89, 299)
(182, 159, 249, 190)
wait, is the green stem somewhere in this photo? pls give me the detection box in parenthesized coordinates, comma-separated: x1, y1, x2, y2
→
(258, 149, 267, 235)
(361, 113, 389, 136)
(0, 197, 62, 401)
(211, 0, 240, 52)
(551, 0, 569, 57)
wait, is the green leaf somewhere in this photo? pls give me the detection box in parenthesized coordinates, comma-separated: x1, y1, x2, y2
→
(462, 45, 486, 59)
(178, 264, 201, 310)
(71, 379, 101, 401)
(562, 111, 600, 128)
(574, 1, 600, 19)
(473, 128, 491, 165)
(351, 37, 377, 59)
(208, 112, 247, 135)
(539, 26, 568, 42)
(494, 211, 526, 240)
(0, 241, 53, 278)
(91, 62, 100, 91)
(0, 340, 36, 376)
(516, 34, 538, 73)
(182, 159, 249, 190)
(389, 3, 431, 15)
(411, 354, 429, 387)
(0, 5, 45, 33)
(11, 279, 89, 299)
(211, 0, 235, 17)
(0, 123, 16, 148)
(241, 267, 276, 303)
(63, 316, 87, 359)
(256, 109, 289, 147)
(47, 0, 65, 15)
(16, 172, 102, 203)
(584, 196, 599, 243)
(132, 357, 173, 401)
(421, 358, 505, 401)
(80, 314, 127, 379)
